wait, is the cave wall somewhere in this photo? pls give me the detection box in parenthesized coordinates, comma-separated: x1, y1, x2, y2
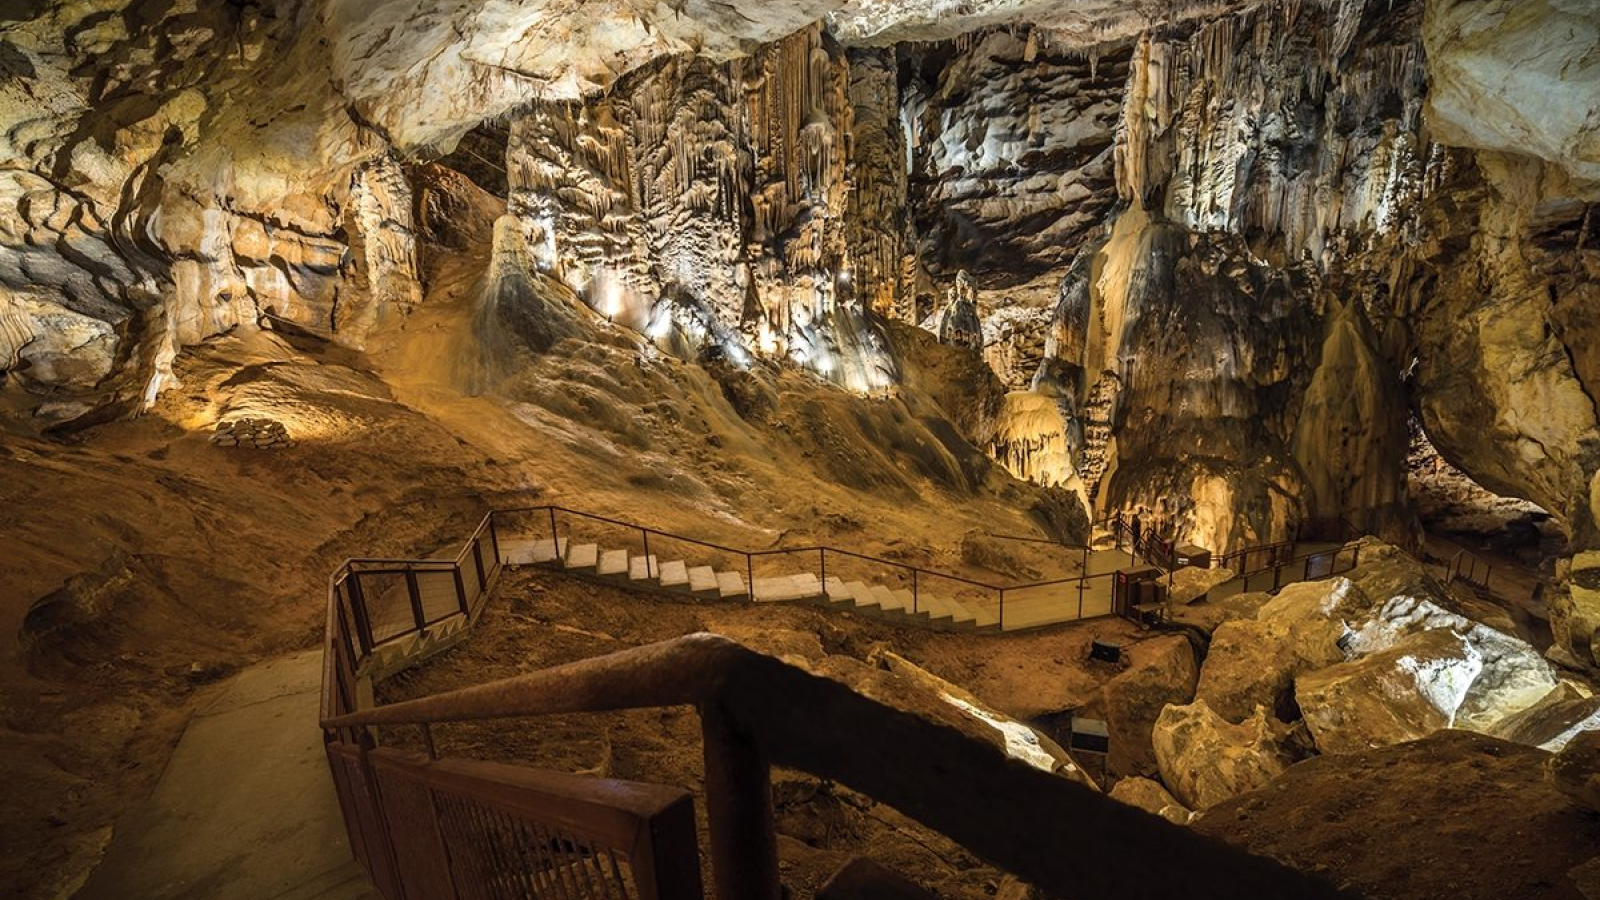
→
(0, 2, 422, 422)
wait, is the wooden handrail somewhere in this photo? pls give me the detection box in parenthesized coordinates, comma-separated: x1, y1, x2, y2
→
(327, 634, 1357, 900)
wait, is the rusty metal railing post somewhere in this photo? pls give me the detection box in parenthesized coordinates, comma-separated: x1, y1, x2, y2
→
(998, 588, 1005, 629)
(405, 567, 426, 632)
(642, 528, 653, 579)
(700, 703, 781, 900)
(470, 538, 487, 590)
(452, 565, 470, 617)
(487, 512, 502, 565)
(345, 575, 375, 655)
(548, 507, 560, 564)
(819, 548, 828, 602)
(746, 554, 755, 602)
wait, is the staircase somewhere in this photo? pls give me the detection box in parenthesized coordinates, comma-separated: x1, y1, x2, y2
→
(501, 536, 1005, 632)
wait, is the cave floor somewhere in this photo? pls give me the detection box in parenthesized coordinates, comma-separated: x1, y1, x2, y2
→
(75, 650, 372, 900)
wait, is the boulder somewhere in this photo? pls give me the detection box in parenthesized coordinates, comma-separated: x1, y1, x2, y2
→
(1099, 634, 1199, 777)
(1152, 700, 1301, 810)
(1108, 777, 1192, 825)
(1491, 683, 1600, 751)
(1194, 732, 1600, 900)
(1195, 617, 1333, 724)
(1571, 857, 1600, 900)
(1549, 729, 1600, 814)
(1167, 565, 1237, 605)
(1167, 590, 1271, 634)
(1192, 577, 1366, 724)
(1345, 594, 1559, 731)
(838, 649, 1098, 790)
(1296, 628, 1479, 755)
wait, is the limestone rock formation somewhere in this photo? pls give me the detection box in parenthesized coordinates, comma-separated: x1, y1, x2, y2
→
(1099, 634, 1199, 778)
(1107, 776, 1193, 826)
(1193, 577, 1366, 723)
(1152, 699, 1302, 810)
(1548, 729, 1600, 814)
(1492, 683, 1600, 752)
(1195, 731, 1600, 900)
(1296, 628, 1481, 755)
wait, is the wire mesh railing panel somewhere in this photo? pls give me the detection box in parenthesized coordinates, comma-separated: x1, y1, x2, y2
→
(369, 754, 459, 900)
(432, 787, 640, 900)
(358, 571, 419, 645)
(417, 568, 464, 625)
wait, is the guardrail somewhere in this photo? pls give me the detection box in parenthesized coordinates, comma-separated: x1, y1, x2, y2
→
(1446, 549, 1494, 592)
(320, 508, 1362, 900)
(321, 512, 707, 900)
(325, 630, 1356, 900)
(505, 505, 1121, 630)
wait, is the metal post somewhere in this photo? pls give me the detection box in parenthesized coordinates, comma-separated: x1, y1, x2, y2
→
(700, 703, 781, 900)
(642, 528, 653, 579)
(487, 514, 502, 567)
(548, 507, 560, 565)
(998, 588, 1005, 630)
(405, 568, 426, 631)
(819, 548, 828, 602)
(470, 538, 487, 590)
(452, 565, 470, 617)
(346, 575, 374, 654)
(1078, 580, 1085, 618)
(746, 554, 755, 602)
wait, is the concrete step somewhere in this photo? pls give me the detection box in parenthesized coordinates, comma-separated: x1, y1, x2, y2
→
(565, 542, 598, 571)
(873, 584, 909, 612)
(658, 560, 689, 588)
(503, 536, 565, 565)
(820, 576, 846, 602)
(687, 565, 718, 596)
(918, 592, 961, 626)
(840, 580, 874, 608)
(752, 574, 817, 603)
(628, 554, 659, 581)
(715, 570, 748, 599)
(596, 548, 629, 577)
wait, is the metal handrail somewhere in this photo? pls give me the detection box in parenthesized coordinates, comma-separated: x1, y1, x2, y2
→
(522, 503, 1123, 626)
(326, 634, 1355, 900)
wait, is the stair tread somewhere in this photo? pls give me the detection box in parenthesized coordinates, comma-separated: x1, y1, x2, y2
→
(715, 570, 747, 598)
(874, 585, 908, 611)
(658, 560, 689, 586)
(752, 574, 817, 602)
(628, 554, 659, 580)
(508, 537, 566, 565)
(687, 565, 718, 593)
(565, 542, 599, 569)
(597, 548, 629, 576)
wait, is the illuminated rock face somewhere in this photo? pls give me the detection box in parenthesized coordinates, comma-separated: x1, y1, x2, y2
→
(4, 0, 1600, 656)
(502, 27, 898, 391)
(1152, 699, 1302, 810)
